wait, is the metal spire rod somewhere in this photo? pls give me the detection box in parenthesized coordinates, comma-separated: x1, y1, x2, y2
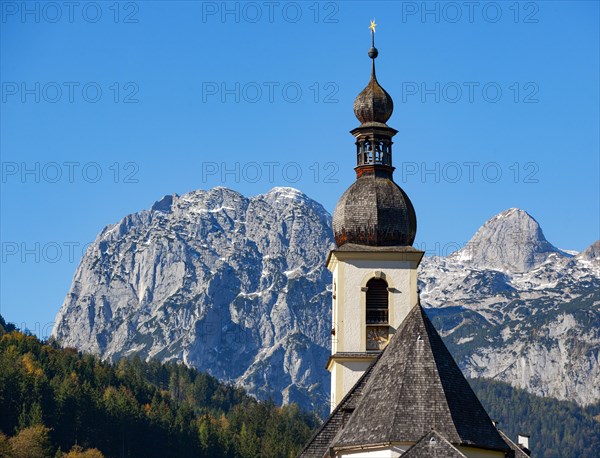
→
(368, 20, 378, 77)
(369, 19, 377, 45)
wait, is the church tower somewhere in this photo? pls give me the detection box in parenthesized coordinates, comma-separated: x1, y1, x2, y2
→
(327, 22, 424, 410)
(301, 23, 526, 458)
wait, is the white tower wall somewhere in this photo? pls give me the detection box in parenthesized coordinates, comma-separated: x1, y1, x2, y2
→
(326, 248, 423, 410)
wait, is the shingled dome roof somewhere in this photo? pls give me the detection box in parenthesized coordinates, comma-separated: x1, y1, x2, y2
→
(353, 73, 394, 125)
(332, 174, 417, 247)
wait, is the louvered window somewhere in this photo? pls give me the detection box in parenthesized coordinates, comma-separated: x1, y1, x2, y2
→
(366, 278, 388, 324)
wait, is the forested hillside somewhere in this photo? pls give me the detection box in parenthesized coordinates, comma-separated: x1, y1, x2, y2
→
(2, 315, 599, 458)
(470, 378, 600, 458)
(0, 315, 317, 457)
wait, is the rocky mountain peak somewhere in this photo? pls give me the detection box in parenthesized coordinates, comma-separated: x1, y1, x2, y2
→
(52, 186, 335, 415)
(260, 187, 320, 209)
(263, 186, 306, 199)
(151, 194, 178, 213)
(578, 240, 600, 262)
(451, 208, 564, 272)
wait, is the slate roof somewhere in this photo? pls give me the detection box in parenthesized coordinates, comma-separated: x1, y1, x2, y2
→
(298, 352, 383, 457)
(299, 304, 510, 457)
(333, 304, 509, 451)
(402, 430, 468, 458)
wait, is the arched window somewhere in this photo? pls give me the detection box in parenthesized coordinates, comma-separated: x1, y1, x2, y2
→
(363, 141, 372, 164)
(366, 278, 388, 324)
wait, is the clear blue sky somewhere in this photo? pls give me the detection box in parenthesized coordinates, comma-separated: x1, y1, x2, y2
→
(1, 1, 598, 335)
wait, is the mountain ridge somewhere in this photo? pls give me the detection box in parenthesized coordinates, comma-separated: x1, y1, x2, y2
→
(53, 186, 600, 412)
(420, 208, 599, 406)
(54, 186, 334, 415)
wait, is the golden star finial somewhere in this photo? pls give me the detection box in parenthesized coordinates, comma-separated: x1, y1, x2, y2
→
(369, 19, 377, 33)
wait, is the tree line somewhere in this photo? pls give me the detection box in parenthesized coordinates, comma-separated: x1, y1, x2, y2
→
(0, 315, 318, 457)
(470, 377, 600, 458)
(2, 314, 599, 457)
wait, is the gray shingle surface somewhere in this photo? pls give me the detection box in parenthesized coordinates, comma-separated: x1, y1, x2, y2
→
(332, 173, 417, 247)
(298, 352, 383, 458)
(353, 72, 394, 125)
(333, 304, 509, 451)
(299, 304, 510, 457)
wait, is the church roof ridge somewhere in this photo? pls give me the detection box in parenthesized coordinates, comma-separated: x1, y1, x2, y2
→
(331, 304, 510, 452)
(299, 304, 511, 457)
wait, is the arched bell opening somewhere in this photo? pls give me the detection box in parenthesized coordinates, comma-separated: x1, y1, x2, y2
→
(365, 278, 389, 351)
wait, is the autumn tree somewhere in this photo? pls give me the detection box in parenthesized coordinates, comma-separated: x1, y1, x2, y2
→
(8, 425, 54, 458)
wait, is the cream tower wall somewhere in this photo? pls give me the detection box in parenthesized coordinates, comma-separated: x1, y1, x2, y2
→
(327, 249, 423, 410)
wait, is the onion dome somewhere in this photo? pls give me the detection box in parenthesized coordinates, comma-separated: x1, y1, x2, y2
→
(333, 173, 416, 246)
(353, 58, 394, 125)
(333, 22, 417, 248)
